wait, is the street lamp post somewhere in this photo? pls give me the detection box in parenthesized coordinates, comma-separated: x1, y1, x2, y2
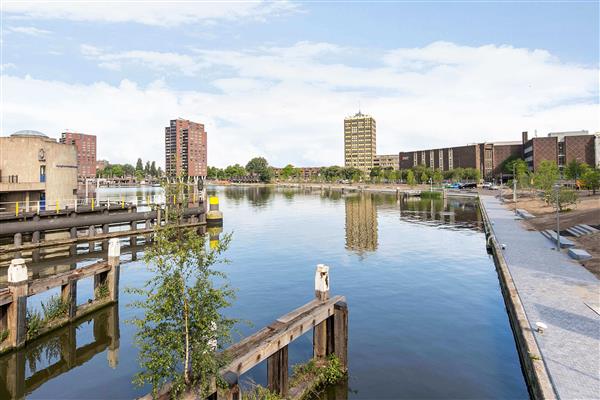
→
(429, 177, 433, 192)
(554, 183, 561, 252)
(513, 164, 518, 214)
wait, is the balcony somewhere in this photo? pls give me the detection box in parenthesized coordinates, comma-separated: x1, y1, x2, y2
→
(0, 175, 46, 192)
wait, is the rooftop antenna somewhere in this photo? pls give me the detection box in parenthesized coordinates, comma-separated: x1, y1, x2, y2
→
(535, 129, 538, 137)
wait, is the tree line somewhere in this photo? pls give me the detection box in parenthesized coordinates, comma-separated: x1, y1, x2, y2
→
(96, 158, 162, 179)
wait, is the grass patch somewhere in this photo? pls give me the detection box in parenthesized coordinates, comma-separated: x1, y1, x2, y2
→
(420, 191, 442, 199)
(0, 329, 8, 343)
(26, 295, 70, 340)
(241, 384, 283, 400)
(95, 281, 110, 299)
(290, 355, 346, 398)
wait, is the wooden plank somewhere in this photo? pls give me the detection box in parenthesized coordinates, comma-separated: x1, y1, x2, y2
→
(28, 261, 110, 296)
(224, 295, 344, 376)
(0, 289, 12, 307)
(276, 299, 320, 323)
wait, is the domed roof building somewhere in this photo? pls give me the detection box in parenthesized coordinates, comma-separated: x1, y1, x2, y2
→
(11, 130, 49, 138)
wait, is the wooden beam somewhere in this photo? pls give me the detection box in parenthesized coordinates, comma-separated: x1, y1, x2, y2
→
(29, 261, 110, 296)
(224, 295, 344, 377)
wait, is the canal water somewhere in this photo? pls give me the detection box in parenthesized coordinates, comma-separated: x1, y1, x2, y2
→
(0, 186, 528, 399)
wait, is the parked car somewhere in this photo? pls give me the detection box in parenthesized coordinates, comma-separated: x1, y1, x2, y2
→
(447, 182, 463, 189)
(461, 182, 477, 189)
(482, 182, 492, 189)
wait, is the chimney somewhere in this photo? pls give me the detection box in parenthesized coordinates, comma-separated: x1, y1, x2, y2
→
(522, 131, 528, 144)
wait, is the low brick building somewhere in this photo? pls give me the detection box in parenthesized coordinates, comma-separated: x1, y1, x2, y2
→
(523, 130, 595, 171)
(399, 142, 521, 180)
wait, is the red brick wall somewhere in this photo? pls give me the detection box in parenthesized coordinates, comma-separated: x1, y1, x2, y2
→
(492, 144, 522, 176)
(565, 135, 594, 166)
(532, 137, 557, 170)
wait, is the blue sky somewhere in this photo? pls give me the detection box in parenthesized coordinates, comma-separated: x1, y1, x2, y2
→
(2, 1, 598, 167)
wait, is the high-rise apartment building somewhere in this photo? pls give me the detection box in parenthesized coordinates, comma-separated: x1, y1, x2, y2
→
(344, 111, 376, 173)
(59, 132, 97, 179)
(165, 119, 207, 178)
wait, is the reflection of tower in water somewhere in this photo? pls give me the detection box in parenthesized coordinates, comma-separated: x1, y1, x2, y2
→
(344, 194, 378, 253)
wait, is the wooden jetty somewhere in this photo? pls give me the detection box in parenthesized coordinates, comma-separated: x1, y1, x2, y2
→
(140, 264, 349, 400)
(0, 201, 206, 262)
(0, 238, 122, 354)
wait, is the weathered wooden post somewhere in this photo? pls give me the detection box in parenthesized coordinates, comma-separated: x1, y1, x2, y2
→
(61, 272, 77, 320)
(329, 302, 348, 370)
(313, 264, 329, 360)
(69, 226, 78, 256)
(129, 221, 137, 247)
(107, 238, 121, 302)
(88, 225, 96, 253)
(7, 258, 28, 348)
(218, 371, 240, 400)
(267, 345, 289, 397)
(13, 233, 22, 258)
(31, 230, 41, 262)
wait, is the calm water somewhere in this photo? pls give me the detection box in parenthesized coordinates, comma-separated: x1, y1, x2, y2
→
(0, 186, 528, 399)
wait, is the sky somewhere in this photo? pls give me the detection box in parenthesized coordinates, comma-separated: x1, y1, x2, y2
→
(1, 0, 599, 168)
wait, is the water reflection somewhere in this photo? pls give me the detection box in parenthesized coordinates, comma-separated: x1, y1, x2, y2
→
(344, 195, 378, 254)
(0, 304, 119, 399)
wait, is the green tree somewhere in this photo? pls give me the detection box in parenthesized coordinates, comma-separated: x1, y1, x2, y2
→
(533, 160, 560, 203)
(136, 158, 144, 172)
(433, 169, 443, 184)
(111, 164, 124, 177)
(150, 161, 158, 177)
(406, 170, 416, 187)
(246, 157, 271, 182)
(420, 171, 428, 184)
(281, 164, 296, 180)
(224, 164, 246, 179)
(580, 168, 600, 194)
(123, 163, 135, 177)
(128, 184, 236, 397)
(157, 166, 163, 177)
(564, 160, 589, 180)
(144, 161, 151, 175)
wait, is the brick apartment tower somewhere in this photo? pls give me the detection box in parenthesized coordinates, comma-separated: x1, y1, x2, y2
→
(165, 119, 207, 178)
(59, 132, 97, 179)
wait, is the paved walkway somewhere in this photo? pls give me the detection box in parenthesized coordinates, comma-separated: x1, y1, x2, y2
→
(481, 196, 599, 399)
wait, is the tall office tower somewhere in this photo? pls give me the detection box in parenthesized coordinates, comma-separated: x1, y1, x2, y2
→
(344, 111, 376, 173)
(165, 119, 207, 178)
(60, 132, 97, 179)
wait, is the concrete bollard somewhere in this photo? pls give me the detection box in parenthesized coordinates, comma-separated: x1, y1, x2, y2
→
(206, 196, 223, 226)
(7, 258, 28, 348)
(313, 264, 330, 360)
(107, 238, 121, 302)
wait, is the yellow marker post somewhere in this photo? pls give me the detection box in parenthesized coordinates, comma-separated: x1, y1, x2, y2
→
(15, 202, 19, 217)
(56, 200, 59, 214)
(121, 196, 125, 209)
(92, 198, 95, 211)
(146, 195, 150, 206)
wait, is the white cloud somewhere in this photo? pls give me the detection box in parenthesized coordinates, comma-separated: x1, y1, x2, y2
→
(3, 1, 298, 27)
(2, 42, 598, 169)
(6, 26, 52, 36)
(80, 44, 208, 76)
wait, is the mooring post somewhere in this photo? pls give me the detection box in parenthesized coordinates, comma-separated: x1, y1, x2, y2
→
(314, 264, 330, 360)
(7, 258, 28, 348)
(88, 225, 96, 253)
(13, 233, 22, 258)
(129, 221, 136, 247)
(69, 227, 78, 256)
(330, 302, 349, 370)
(107, 238, 121, 302)
(267, 345, 289, 397)
(31, 230, 40, 262)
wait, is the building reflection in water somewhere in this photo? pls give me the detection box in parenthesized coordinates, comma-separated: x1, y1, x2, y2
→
(344, 194, 378, 254)
(0, 304, 120, 399)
